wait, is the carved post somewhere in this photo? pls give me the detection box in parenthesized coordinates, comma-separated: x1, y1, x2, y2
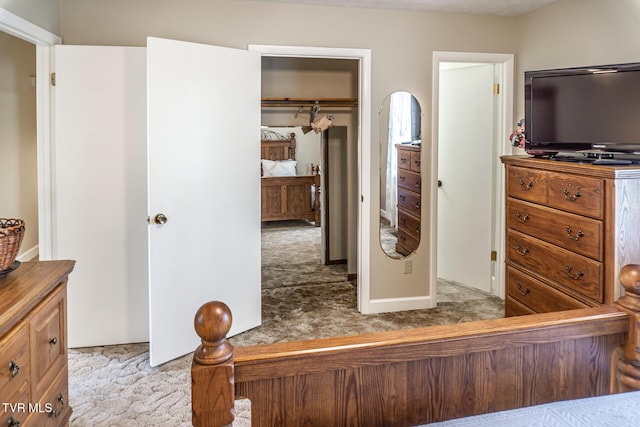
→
(192, 301, 235, 427)
(613, 264, 640, 392)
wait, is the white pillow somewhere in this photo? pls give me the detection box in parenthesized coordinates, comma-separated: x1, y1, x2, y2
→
(261, 159, 297, 177)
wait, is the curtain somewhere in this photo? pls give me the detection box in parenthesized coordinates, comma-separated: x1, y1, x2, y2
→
(386, 91, 413, 228)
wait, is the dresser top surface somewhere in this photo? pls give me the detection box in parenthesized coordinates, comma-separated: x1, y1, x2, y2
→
(0, 260, 75, 336)
(501, 155, 640, 179)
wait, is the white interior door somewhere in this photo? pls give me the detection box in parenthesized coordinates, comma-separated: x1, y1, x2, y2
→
(54, 45, 149, 347)
(147, 37, 262, 366)
(437, 63, 494, 293)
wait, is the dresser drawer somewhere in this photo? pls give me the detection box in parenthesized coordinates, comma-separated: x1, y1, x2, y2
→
(398, 149, 411, 170)
(506, 165, 547, 204)
(505, 296, 536, 317)
(0, 321, 30, 402)
(398, 188, 421, 218)
(506, 198, 602, 261)
(29, 284, 67, 401)
(506, 230, 603, 303)
(547, 172, 603, 219)
(397, 227, 419, 253)
(410, 151, 421, 173)
(0, 380, 30, 427)
(398, 168, 421, 193)
(507, 266, 589, 313)
(398, 210, 421, 238)
(28, 367, 70, 427)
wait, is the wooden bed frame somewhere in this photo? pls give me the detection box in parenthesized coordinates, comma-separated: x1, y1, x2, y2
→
(191, 264, 640, 426)
(261, 134, 321, 226)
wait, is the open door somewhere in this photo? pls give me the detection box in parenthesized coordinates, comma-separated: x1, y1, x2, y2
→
(147, 37, 262, 366)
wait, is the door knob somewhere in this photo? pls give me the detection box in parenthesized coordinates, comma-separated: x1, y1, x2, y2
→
(152, 213, 168, 224)
(438, 180, 443, 188)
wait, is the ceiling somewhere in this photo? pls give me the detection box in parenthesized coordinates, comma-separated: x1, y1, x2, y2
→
(248, 0, 559, 16)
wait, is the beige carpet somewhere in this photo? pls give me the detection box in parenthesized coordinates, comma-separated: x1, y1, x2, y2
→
(68, 220, 504, 426)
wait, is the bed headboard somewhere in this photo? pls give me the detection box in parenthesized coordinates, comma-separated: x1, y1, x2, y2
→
(261, 132, 296, 161)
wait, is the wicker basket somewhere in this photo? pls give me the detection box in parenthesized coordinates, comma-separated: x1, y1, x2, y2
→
(0, 219, 25, 272)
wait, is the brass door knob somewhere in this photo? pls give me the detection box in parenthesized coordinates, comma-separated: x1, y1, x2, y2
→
(153, 213, 168, 224)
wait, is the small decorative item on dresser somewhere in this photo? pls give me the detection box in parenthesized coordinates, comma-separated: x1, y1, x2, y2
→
(0, 218, 25, 274)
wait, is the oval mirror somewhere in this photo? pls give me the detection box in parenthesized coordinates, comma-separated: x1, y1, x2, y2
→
(379, 91, 422, 259)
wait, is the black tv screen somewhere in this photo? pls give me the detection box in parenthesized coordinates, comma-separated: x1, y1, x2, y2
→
(525, 63, 640, 156)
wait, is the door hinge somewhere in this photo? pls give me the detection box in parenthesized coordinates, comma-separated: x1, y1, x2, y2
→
(490, 250, 497, 261)
(493, 83, 499, 95)
(50, 72, 56, 86)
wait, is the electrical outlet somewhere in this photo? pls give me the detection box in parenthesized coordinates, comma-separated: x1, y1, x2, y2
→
(404, 259, 413, 274)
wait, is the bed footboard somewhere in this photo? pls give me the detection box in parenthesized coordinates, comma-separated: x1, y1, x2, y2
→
(192, 264, 640, 427)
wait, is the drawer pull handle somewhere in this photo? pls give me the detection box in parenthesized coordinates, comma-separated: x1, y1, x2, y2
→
(8, 417, 20, 427)
(519, 179, 533, 191)
(515, 211, 529, 223)
(399, 176, 406, 181)
(415, 226, 420, 234)
(8, 360, 20, 378)
(563, 189, 581, 201)
(414, 203, 420, 210)
(565, 226, 584, 241)
(516, 283, 530, 296)
(565, 265, 585, 280)
(49, 393, 65, 418)
(515, 245, 529, 256)
(49, 337, 58, 346)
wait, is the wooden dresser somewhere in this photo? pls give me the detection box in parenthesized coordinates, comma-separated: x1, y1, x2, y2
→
(0, 260, 75, 426)
(396, 144, 422, 256)
(502, 156, 640, 316)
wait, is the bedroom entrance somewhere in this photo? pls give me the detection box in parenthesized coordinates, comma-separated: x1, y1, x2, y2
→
(257, 52, 361, 297)
(431, 51, 514, 301)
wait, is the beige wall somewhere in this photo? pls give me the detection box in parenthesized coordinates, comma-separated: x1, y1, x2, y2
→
(0, 31, 38, 258)
(0, 0, 60, 34)
(59, 0, 520, 301)
(516, 0, 640, 119)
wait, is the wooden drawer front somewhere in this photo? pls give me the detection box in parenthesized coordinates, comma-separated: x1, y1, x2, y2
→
(398, 188, 421, 218)
(398, 210, 421, 239)
(506, 165, 547, 203)
(507, 267, 589, 313)
(29, 285, 66, 401)
(398, 149, 411, 170)
(398, 168, 421, 193)
(505, 296, 536, 317)
(29, 367, 70, 427)
(506, 198, 602, 260)
(0, 321, 30, 401)
(397, 228, 419, 253)
(506, 230, 603, 302)
(547, 173, 603, 219)
(410, 151, 421, 173)
(0, 380, 30, 427)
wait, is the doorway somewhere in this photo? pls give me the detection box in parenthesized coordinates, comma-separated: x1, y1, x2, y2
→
(430, 51, 514, 301)
(0, 8, 60, 261)
(250, 44, 372, 311)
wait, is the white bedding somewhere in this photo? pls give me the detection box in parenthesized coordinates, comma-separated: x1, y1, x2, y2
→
(424, 391, 640, 427)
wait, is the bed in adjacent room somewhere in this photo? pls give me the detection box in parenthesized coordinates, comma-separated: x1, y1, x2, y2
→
(260, 130, 321, 226)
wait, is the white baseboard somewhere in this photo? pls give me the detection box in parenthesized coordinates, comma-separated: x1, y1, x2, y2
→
(17, 244, 39, 262)
(366, 295, 436, 314)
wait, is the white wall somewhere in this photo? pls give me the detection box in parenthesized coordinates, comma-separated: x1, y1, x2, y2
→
(0, 31, 38, 260)
(0, 0, 60, 35)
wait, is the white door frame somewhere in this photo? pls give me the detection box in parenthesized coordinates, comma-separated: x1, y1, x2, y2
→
(248, 45, 372, 312)
(431, 51, 514, 300)
(0, 8, 60, 260)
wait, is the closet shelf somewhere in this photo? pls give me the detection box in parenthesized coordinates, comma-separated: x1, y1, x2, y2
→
(261, 97, 358, 108)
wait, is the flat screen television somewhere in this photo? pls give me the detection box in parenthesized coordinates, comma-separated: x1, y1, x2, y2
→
(525, 62, 640, 158)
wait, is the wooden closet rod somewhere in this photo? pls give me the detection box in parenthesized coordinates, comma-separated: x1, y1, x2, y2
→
(261, 97, 358, 108)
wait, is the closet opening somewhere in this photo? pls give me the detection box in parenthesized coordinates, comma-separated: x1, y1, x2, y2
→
(259, 55, 359, 305)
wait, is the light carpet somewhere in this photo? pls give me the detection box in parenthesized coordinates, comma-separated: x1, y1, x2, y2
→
(68, 220, 504, 426)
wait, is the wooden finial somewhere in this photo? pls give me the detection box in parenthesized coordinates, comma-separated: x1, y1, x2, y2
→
(617, 264, 640, 312)
(193, 301, 233, 365)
